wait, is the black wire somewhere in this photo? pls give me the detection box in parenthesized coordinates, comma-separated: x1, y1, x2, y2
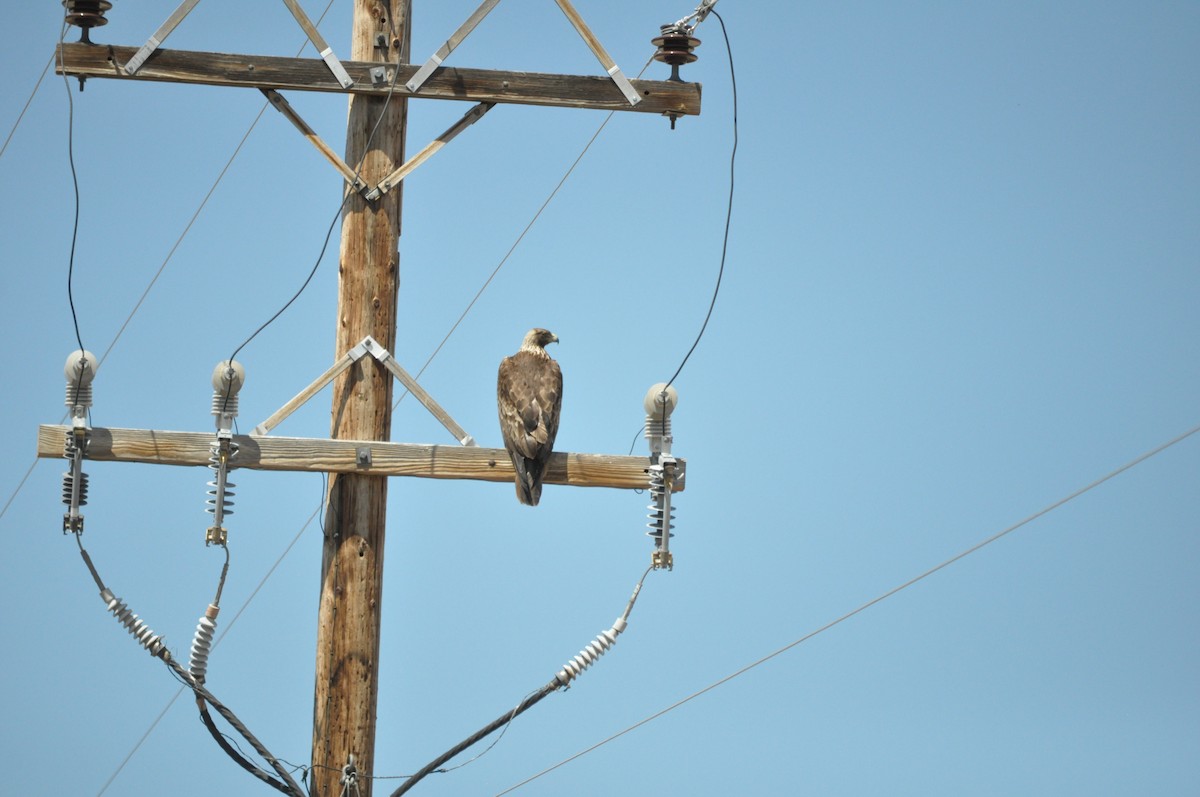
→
(196, 696, 297, 796)
(389, 681, 558, 797)
(59, 21, 85, 357)
(162, 655, 307, 796)
(225, 47, 407, 371)
(663, 9, 737, 392)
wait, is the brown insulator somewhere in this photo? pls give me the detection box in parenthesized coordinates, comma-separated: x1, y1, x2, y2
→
(652, 25, 701, 79)
(62, 0, 113, 44)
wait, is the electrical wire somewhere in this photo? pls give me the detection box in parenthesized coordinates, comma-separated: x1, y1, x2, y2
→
(226, 24, 408, 370)
(95, 496, 320, 795)
(494, 422, 1200, 795)
(0, 53, 54, 162)
(387, 565, 654, 795)
(59, 19, 84, 357)
(662, 8, 735, 392)
(2, 2, 341, 527)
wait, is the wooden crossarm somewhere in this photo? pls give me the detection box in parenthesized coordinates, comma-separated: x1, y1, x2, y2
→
(55, 43, 701, 116)
(36, 425, 685, 491)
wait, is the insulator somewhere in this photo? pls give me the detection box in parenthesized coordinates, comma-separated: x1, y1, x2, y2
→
(188, 606, 219, 684)
(61, 431, 88, 534)
(64, 382, 93, 412)
(62, 1, 112, 44)
(102, 588, 165, 657)
(652, 26, 701, 68)
(652, 23, 701, 114)
(211, 391, 239, 422)
(61, 469, 90, 507)
(205, 444, 237, 539)
(644, 466, 675, 543)
(556, 617, 627, 687)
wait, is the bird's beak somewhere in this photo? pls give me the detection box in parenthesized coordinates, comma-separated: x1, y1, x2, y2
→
(551, 334, 560, 344)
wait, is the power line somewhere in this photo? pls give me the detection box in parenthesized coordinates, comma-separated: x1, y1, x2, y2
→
(663, 8, 736, 391)
(95, 490, 321, 795)
(0, 53, 53, 162)
(495, 421, 1200, 795)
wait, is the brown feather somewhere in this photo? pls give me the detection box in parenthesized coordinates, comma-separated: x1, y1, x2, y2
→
(497, 329, 562, 506)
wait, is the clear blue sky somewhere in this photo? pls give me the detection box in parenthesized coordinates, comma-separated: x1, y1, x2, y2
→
(2, 2, 1198, 795)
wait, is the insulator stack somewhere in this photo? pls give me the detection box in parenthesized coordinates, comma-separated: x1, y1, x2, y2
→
(63, 349, 97, 428)
(555, 617, 627, 687)
(651, 23, 700, 128)
(188, 605, 220, 684)
(652, 25, 701, 75)
(61, 431, 89, 534)
(210, 360, 245, 434)
(205, 444, 236, 546)
(645, 464, 676, 545)
(102, 588, 165, 657)
(211, 391, 239, 421)
(61, 469, 90, 508)
(62, 0, 112, 44)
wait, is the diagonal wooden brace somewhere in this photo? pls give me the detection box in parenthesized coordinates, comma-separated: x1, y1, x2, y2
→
(124, 0, 203, 75)
(253, 336, 475, 446)
(280, 0, 354, 88)
(261, 89, 367, 194)
(553, 0, 642, 106)
(366, 102, 494, 201)
(406, 0, 503, 94)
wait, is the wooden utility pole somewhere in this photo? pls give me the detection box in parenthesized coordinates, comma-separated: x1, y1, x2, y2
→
(311, 2, 409, 794)
(51, 5, 697, 795)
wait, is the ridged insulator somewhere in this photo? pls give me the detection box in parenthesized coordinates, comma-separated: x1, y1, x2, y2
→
(556, 618, 627, 687)
(188, 611, 218, 684)
(103, 590, 165, 657)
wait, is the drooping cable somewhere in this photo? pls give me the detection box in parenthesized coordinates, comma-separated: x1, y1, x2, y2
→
(227, 29, 407, 370)
(1, 3, 342, 530)
(69, 519, 304, 795)
(662, 9, 735, 392)
(388, 566, 655, 796)
(95, 498, 320, 795)
(494, 422, 1200, 795)
(390, 53, 654, 408)
(58, 19, 85, 357)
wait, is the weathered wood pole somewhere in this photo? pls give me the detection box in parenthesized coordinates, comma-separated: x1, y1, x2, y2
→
(311, 2, 409, 795)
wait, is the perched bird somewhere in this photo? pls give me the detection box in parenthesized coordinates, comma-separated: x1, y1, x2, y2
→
(497, 328, 562, 506)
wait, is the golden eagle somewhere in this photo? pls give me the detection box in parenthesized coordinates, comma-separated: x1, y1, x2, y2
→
(497, 328, 562, 506)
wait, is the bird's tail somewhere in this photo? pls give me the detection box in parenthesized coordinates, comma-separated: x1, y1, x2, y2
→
(515, 459, 543, 506)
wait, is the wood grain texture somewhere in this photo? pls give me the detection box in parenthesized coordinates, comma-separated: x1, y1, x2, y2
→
(36, 424, 685, 491)
(55, 42, 701, 115)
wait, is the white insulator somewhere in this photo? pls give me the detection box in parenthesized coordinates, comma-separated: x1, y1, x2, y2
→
(102, 589, 165, 657)
(205, 447, 236, 521)
(189, 605, 219, 684)
(211, 392, 239, 418)
(64, 350, 97, 421)
(556, 617, 627, 686)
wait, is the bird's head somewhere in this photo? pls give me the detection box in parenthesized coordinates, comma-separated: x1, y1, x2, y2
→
(522, 328, 559, 351)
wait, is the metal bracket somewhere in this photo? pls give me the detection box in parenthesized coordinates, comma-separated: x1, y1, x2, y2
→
(261, 89, 368, 194)
(408, 0, 639, 106)
(124, 0, 203, 75)
(365, 102, 494, 201)
(553, 0, 642, 106)
(253, 336, 476, 447)
(407, 0, 503, 94)
(281, 0, 354, 88)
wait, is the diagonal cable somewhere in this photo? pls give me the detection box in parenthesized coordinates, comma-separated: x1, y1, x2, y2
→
(495, 422, 1200, 795)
